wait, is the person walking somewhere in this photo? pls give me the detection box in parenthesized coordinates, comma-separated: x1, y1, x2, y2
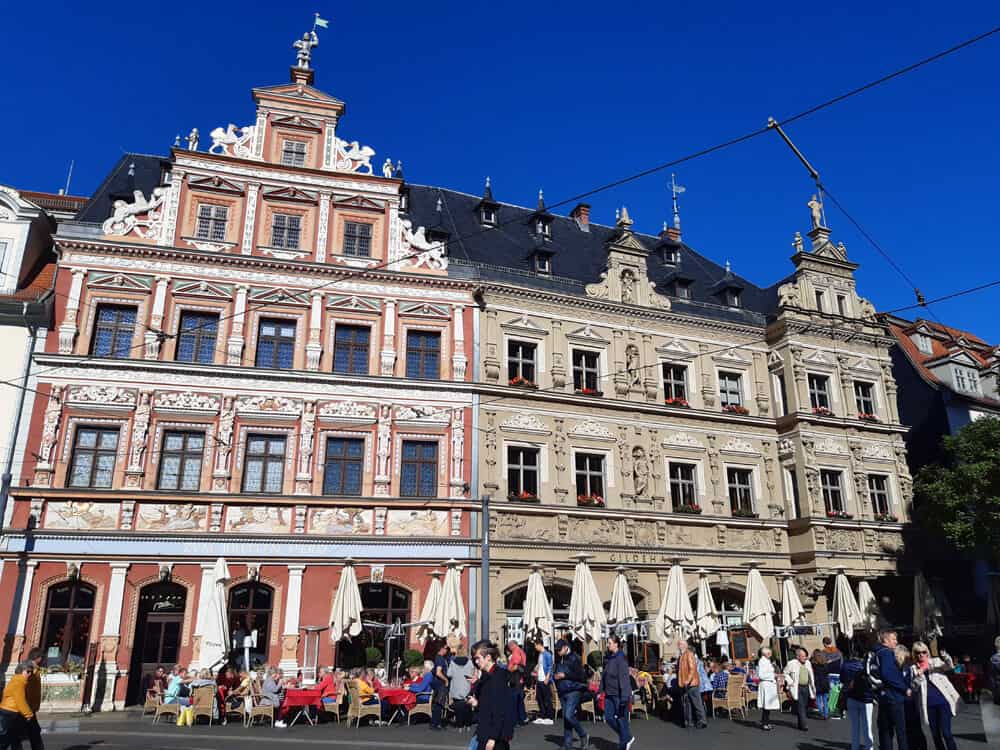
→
(506, 640, 528, 726)
(908, 642, 960, 750)
(899, 645, 927, 750)
(991, 636, 1000, 706)
(823, 636, 844, 676)
(431, 642, 451, 730)
(840, 654, 876, 750)
(448, 643, 477, 730)
(756, 648, 780, 731)
(553, 639, 589, 750)
(24, 649, 44, 750)
(474, 643, 516, 750)
(812, 650, 831, 718)
(601, 635, 634, 750)
(0, 661, 35, 750)
(874, 630, 911, 750)
(532, 640, 555, 725)
(677, 639, 707, 729)
(783, 647, 816, 731)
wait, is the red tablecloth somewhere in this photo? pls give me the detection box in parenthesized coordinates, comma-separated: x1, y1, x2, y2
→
(378, 687, 417, 710)
(280, 688, 323, 719)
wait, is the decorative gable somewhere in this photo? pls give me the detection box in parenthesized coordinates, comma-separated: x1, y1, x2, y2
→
(187, 174, 245, 196)
(656, 338, 696, 362)
(87, 272, 153, 293)
(583, 207, 670, 310)
(249, 287, 310, 306)
(711, 348, 751, 366)
(332, 194, 384, 211)
(570, 420, 616, 441)
(500, 313, 548, 337)
(499, 414, 551, 435)
(566, 324, 609, 346)
(399, 302, 450, 319)
(173, 280, 234, 300)
(271, 114, 324, 132)
(261, 186, 318, 205)
(327, 295, 380, 314)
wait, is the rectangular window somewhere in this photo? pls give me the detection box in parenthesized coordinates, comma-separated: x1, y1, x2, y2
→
(808, 374, 831, 410)
(67, 427, 119, 488)
(837, 295, 847, 316)
(342, 222, 373, 257)
(954, 367, 979, 394)
(242, 434, 286, 493)
(668, 462, 697, 510)
(821, 469, 845, 514)
(333, 325, 370, 375)
(868, 474, 892, 516)
(400, 440, 438, 497)
(195, 204, 228, 242)
(574, 453, 605, 500)
(662, 364, 687, 401)
(774, 372, 789, 417)
(675, 281, 691, 299)
(270, 213, 302, 249)
(726, 289, 741, 308)
(176, 312, 219, 364)
(280, 139, 307, 167)
(718, 371, 742, 407)
(322, 437, 364, 496)
(405, 330, 441, 379)
(255, 318, 296, 369)
(786, 467, 802, 519)
(507, 341, 537, 384)
(91, 305, 137, 359)
(814, 290, 825, 312)
(535, 255, 551, 274)
(507, 446, 539, 499)
(727, 468, 754, 514)
(854, 381, 876, 416)
(157, 431, 205, 491)
(572, 349, 600, 392)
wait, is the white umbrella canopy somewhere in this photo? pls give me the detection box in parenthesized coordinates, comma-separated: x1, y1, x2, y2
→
(654, 563, 694, 643)
(609, 568, 639, 624)
(781, 575, 806, 626)
(200, 557, 231, 671)
(695, 572, 721, 641)
(742, 564, 775, 641)
(417, 571, 443, 643)
(330, 560, 364, 642)
(832, 570, 864, 637)
(913, 572, 943, 640)
(522, 566, 554, 639)
(857, 580, 884, 631)
(568, 554, 607, 643)
(433, 561, 467, 639)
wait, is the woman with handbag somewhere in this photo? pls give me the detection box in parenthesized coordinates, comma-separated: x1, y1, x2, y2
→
(908, 642, 960, 750)
(756, 648, 780, 731)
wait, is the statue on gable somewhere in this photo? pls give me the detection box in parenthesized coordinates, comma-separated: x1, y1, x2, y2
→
(293, 30, 320, 70)
(401, 217, 448, 270)
(103, 188, 169, 238)
(333, 137, 376, 175)
(382, 158, 394, 178)
(808, 194, 825, 230)
(621, 269, 637, 304)
(209, 124, 255, 158)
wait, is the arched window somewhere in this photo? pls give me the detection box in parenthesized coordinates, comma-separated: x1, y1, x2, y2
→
(229, 581, 274, 668)
(336, 583, 412, 670)
(40, 581, 95, 668)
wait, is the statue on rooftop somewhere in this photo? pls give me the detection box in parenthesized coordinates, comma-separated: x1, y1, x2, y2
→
(293, 30, 320, 70)
(808, 194, 824, 230)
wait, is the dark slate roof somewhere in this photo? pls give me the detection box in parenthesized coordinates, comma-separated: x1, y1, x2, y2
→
(406, 184, 776, 325)
(75, 153, 171, 223)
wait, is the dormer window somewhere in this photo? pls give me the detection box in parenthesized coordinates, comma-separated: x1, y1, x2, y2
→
(280, 140, 307, 168)
(481, 206, 497, 226)
(663, 247, 679, 264)
(725, 289, 741, 308)
(954, 366, 980, 394)
(675, 281, 691, 299)
(535, 255, 551, 275)
(536, 220, 551, 238)
(912, 333, 933, 355)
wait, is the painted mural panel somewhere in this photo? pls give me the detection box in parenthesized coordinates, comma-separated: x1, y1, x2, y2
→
(44, 501, 118, 530)
(307, 507, 373, 535)
(135, 503, 209, 532)
(224, 506, 291, 534)
(386, 509, 449, 536)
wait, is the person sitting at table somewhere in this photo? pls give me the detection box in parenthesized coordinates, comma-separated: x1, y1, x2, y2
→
(226, 670, 252, 715)
(142, 665, 167, 703)
(261, 667, 287, 728)
(404, 666, 421, 685)
(164, 667, 192, 707)
(406, 662, 435, 703)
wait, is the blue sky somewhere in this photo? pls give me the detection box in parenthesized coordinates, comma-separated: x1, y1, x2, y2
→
(2, 1, 997, 339)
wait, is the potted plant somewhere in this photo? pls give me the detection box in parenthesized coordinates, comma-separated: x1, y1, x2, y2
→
(508, 489, 540, 503)
(873, 512, 898, 522)
(732, 507, 759, 519)
(664, 396, 690, 407)
(722, 404, 750, 415)
(577, 494, 605, 507)
(858, 412, 880, 423)
(509, 375, 538, 389)
(811, 406, 834, 417)
(826, 509, 853, 520)
(365, 646, 383, 667)
(675, 504, 703, 515)
(575, 387, 603, 397)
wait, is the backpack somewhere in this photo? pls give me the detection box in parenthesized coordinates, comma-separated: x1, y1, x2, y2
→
(864, 650, 883, 693)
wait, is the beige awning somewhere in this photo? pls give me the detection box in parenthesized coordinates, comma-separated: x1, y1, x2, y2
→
(417, 571, 442, 643)
(433, 560, 467, 639)
(742, 564, 775, 641)
(654, 563, 694, 642)
(609, 568, 638, 624)
(832, 570, 864, 637)
(330, 559, 363, 642)
(522, 565, 554, 639)
(781, 575, 806, 626)
(695, 571, 720, 641)
(568, 553, 606, 642)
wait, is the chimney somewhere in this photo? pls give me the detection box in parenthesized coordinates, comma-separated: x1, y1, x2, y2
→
(570, 203, 591, 232)
(658, 224, 681, 242)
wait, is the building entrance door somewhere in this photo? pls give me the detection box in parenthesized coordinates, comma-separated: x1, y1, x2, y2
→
(125, 582, 187, 705)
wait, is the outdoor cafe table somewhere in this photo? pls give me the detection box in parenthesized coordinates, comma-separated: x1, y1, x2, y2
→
(283, 687, 323, 727)
(378, 687, 417, 726)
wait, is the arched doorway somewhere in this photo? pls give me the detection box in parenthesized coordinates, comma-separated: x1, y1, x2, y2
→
(229, 581, 274, 669)
(502, 583, 582, 664)
(336, 582, 412, 671)
(126, 581, 186, 705)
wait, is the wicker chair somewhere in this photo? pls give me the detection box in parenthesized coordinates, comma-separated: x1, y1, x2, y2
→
(714, 674, 747, 720)
(579, 696, 597, 721)
(346, 683, 382, 727)
(320, 691, 342, 722)
(550, 683, 561, 718)
(407, 693, 434, 725)
(246, 686, 275, 728)
(153, 698, 180, 724)
(223, 691, 248, 725)
(143, 690, 161, 717)
(190, 685, 216, 725)
(630, 692, 650, 720)
(524, 685, 540, 717)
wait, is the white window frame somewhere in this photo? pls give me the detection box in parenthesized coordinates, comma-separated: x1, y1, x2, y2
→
(667, 460, 699, 509)
(717, 370, 744, 408)
(724, 463, 759, 515)
(503, 441, 546, 497)
(280, 139, 308, 167)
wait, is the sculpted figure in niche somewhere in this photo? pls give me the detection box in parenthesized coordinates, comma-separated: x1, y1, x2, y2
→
(621, 269, 637, 304)
(626, 344, 641, 386)
(632, 446, 650, 498)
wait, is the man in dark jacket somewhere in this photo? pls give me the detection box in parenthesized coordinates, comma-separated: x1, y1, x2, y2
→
(874, 630, 909, 750)
(601, 635, 634, 750)
(474, 642, 516, 750)
(553, 639, 589, 750)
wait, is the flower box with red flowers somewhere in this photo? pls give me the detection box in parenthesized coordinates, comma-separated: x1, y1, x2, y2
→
(664, 397, 690, 408)
(675, 504, 703, 515)
(577, 494, 605, 507)
(508, 490, 540, 503)
(509, 376, 538, 389)
(722, 404, 750, 415)
(858, 412, 880, 423)
(826, 510, 853, 520)
(731, 508, 759, 519)
(873, 512, 898, 522)
(575, 388, 603, 397)
(811, 406, 834, 417)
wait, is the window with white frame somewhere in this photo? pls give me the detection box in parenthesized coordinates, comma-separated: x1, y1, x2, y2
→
(836, 295, 848, 316)
(718, 371, 743, 407)
(727, 467, 755, 515)
(854, 381, 876, 416)
(662, 364, 687, 402)
(572, 349, 600, 393)
(912, 333, 933, 355)
(507, 340, 537, 385)
(725, 289, 741, 308)
(342, 221, 373, 257)
(773, 371, 789, 416)
(157, 430, 205, 491)
(808, 374, 831, 410)
(668, 462, 697, 510)
(400, 440, 438, 497)
(954, 367, 980, 394)
(242, 434, 286, 494)
(270, 213, 302, 249)
(280, 139, 307, 167)
(507, 446, 539, 499)
(195, 204, 228, 241)
(867, 474, 892, 516)
(675, 281, 691, 299)
(68, 427, 119, 488)
(814, 290, 825, 312)
(820, 469, 846, 514)
(575, 453, 605, 501)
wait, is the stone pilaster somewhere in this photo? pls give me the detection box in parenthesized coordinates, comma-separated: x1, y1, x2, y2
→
(482, 309, 500, 383)
(380, 299, 397, 376)
(144, 276, 170, 359)
(451, 305, 467, 381)
(58, 268, 87, 354)
(5, 561, 37, 676)
(227, 286, 248, 366)
(91, 563, 130, 711)
(241, 184, 260, 255)
(280, 566, 306, 673)
(305, 291, 323, 371)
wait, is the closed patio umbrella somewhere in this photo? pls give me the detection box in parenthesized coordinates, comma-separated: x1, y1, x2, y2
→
(913, 572, 942, 640)
(417, 570, 443, 643)
(568, 553, 607, 643)
(522, 564, 554, 639)
(694, 570, 720, 641)
(200, 557, 231, 672)
(832, 569, 864, 637)
(654, 562, 694, 642)
(433, 560, 467, 639)
(987, 574, 1000, 626)
(780, 573, 806, 626)
(609, 567, 638, 624)
(742, 563, 775, 641)
(330, 559, 363, 642)
(857, 580, 884, 631)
